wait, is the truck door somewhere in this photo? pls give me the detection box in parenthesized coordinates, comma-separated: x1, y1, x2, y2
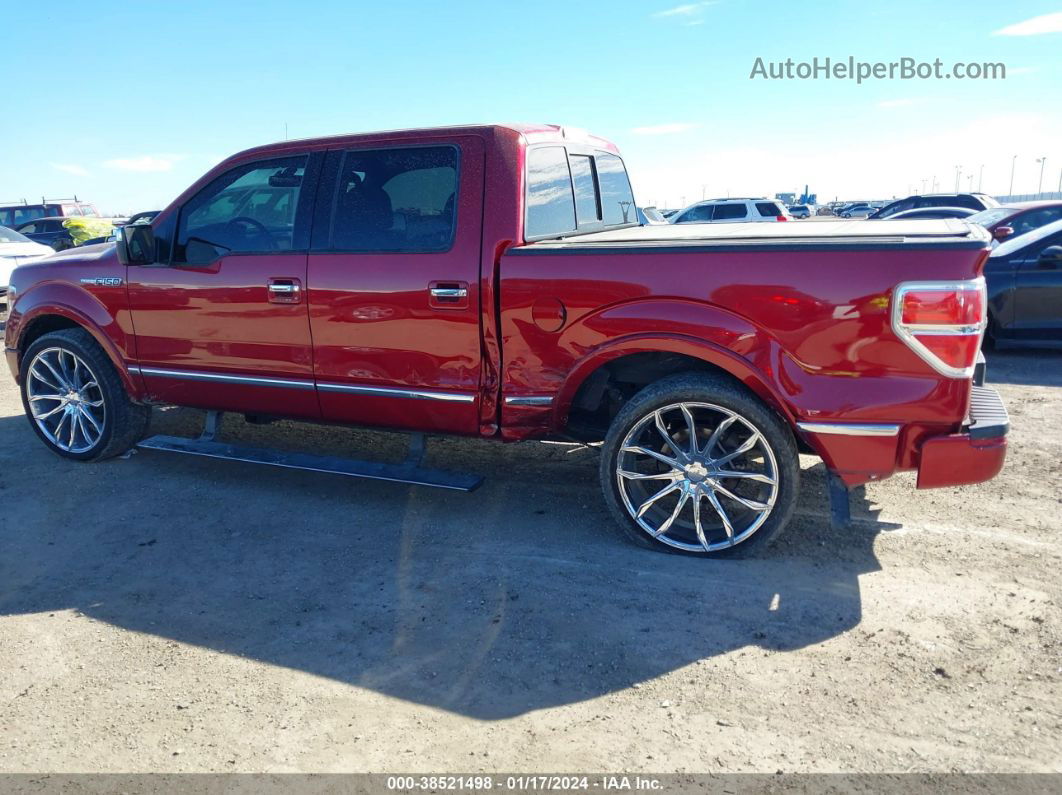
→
(127, 153, 322, 419)
(307, 136, 485, 434)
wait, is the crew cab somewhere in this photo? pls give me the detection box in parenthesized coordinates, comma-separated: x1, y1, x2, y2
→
(3, 124, 1009, 557)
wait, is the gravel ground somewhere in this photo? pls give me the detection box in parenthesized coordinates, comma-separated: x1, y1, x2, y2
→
(0, 342, 1059, 773)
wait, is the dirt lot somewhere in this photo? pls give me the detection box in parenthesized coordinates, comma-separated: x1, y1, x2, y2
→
(0, 344, 1059, 773)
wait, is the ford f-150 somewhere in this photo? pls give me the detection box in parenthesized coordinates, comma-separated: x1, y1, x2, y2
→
(3, 124, 1009, 557)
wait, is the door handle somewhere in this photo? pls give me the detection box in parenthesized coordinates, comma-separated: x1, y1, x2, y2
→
(267, 278, 302, 303)
(428, 280, 470, 309)
(429, 287, 467, 299)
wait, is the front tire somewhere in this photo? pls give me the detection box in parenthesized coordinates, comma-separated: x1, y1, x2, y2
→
(20, 329, 149, 461)
(599, 373, 799, 557)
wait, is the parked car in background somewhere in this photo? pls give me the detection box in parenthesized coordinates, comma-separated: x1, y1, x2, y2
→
(869, 193, 999, 220)
(885, 207, 977, 220)
(637, 206, 668, 225)
(839, 203, 874, 218)
(0, 225, 53, 298)
(787, 204, 812, 219)
(0, 198, 98, 228)
(126, 210, 160, 226)
(15, 217, 77, 250)
(16, 217, 121, 251)
(967, 201, 1062, 244)
(816, 205, 837, 216)
(669, 198, 789, 224)
(985, 217, 1062, 348)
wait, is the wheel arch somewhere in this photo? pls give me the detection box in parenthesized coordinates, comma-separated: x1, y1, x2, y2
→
(13, 294, 141, 398)
(555, 333, 796, 439)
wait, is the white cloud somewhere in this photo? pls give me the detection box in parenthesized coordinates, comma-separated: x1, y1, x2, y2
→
(631, 122, 699, 136)
(653, 2, 716, 19)
(993, 12, 1062, 36)
(103, 154, 181, 173)
(877, 98, 918, 108)
(50, 162, 90, 177)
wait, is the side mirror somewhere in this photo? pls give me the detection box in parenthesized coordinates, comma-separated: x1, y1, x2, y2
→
(116, 223, 155, 265)
(1038, 245, 1062, 267)
(992, 226, 1013, 241)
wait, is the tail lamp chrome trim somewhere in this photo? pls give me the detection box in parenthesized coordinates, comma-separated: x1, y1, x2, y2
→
(797, 422, 901, 437)
(890, 277, 987, 379)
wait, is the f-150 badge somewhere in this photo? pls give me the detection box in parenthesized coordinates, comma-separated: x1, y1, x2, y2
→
(80, 277, 124, 287)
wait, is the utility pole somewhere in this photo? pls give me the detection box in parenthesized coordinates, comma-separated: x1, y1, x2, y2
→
(954, 165, 962, 192)
(1009, 155, 1017, 197)
(978, 164, 984, 192)
(701, 185, 707, 200)
(1036, 157, 1047, 196)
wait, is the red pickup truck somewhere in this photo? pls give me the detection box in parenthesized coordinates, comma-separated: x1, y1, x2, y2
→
(3, 124, 1008, 557)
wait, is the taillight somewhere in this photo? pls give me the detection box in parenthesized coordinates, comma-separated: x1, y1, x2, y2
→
(892, 279, 986, 377)
(776, 215, 788, 222)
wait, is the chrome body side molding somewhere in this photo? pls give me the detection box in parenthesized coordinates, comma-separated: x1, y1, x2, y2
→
(503, 395, 554, 406)
(797, 422, 901, 437)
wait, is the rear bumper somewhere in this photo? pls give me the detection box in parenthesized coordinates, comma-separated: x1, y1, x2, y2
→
(797, 383, 1008, 489)
(916, 385, 1008, 489)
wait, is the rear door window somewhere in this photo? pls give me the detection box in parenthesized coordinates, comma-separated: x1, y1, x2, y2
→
(525, 146, 576, 239)
(756, 202, 783, 217)
(328, 145, 458, 252)
(714, 203, 748, 220)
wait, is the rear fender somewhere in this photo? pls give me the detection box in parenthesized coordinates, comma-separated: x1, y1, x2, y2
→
(553, 298, 796, 427)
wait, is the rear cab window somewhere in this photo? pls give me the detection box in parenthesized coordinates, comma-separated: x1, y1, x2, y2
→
(524, 145, 636, 241)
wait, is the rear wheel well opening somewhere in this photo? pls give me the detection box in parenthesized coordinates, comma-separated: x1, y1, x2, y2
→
(563, 352, 748, 442)
(18, 315, 82, 360)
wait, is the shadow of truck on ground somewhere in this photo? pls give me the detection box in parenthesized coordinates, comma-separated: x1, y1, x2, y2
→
(0, 408, 886, 720)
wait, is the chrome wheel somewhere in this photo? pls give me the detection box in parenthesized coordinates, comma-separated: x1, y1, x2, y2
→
(616, 401, 780, 552)
(25, 346, 107, 454)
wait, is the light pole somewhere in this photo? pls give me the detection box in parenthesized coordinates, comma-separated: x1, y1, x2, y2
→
(954, 165, 962, 192)
(978, 164, 984, 192)
(1036, 157, 1047, 197)
(968, 174, 974, 191)
(1009, 155, 1017, 196)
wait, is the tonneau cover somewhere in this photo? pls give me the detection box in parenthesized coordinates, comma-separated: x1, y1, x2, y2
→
(523, 219, 991, 249)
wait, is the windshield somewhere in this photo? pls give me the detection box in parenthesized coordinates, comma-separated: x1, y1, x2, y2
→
(0, 225, 33, 243)
(967, 208, 1012, 226)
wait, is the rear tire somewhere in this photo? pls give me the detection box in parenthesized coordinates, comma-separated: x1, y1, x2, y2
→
(20, 329, 149, 461)
(599, 372, 799, 557)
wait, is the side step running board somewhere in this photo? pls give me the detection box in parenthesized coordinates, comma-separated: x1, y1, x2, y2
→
(136, 411, 483, 492)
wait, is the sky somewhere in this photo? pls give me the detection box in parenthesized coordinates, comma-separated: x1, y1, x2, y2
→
(2, 1, 1061, 213)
